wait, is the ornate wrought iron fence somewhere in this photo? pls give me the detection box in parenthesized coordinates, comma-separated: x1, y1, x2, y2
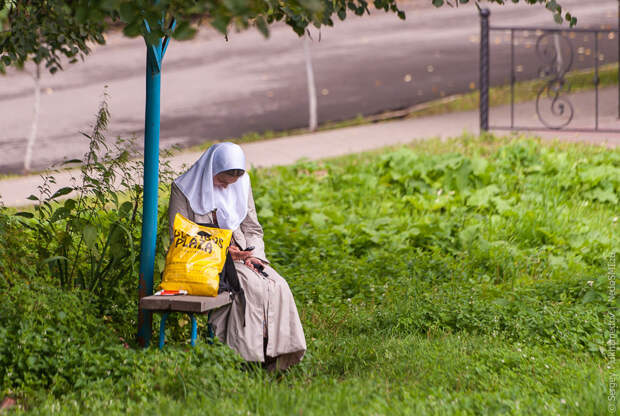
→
(479, 8, 620, 133)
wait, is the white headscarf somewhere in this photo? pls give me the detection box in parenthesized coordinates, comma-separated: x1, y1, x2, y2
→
(174, 142, 250, 230)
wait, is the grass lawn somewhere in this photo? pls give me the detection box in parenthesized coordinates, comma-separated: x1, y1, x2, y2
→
(1, 134, 617, 415)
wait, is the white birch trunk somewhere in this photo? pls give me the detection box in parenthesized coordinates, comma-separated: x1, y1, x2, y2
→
(24, 63, 41, 173)
(304, 34, 318, 132)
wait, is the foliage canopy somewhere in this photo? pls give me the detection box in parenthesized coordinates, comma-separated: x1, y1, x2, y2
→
(0, 0, 575, 74)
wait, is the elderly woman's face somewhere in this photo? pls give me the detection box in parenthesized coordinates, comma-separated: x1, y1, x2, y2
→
(213, 172, 241, 189)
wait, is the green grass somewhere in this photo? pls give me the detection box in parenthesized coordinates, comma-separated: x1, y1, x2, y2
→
(24, 333, 606, 415)
(403, 63, 619, 119)
(1, 133, 617, 415)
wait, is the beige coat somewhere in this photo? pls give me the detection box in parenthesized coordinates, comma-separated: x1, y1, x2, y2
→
(168, 182, 306, 370)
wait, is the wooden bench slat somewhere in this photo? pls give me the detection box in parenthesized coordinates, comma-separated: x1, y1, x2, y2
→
(140, 293, 233, 313)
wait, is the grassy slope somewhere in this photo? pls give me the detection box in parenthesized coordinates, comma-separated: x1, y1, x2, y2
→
(5, 134, 618, 415)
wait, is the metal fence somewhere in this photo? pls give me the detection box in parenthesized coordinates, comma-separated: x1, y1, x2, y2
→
(479, 8, 620, 133)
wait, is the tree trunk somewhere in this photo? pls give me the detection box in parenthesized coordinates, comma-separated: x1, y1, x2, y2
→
(24, 63, 41, 173)
(304, 34, 318, 132)
(553, 33, 564, 75)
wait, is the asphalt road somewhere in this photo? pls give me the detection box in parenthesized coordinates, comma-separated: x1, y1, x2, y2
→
(0, 0, 618, 173)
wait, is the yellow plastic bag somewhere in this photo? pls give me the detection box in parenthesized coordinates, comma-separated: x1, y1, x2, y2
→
(160, 213, 232, 296)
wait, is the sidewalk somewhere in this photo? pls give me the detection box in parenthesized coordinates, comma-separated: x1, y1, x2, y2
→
(1, 87, 618, 207)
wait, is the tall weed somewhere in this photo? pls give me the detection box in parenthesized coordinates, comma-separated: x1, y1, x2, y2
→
(12, 91, 178, 333)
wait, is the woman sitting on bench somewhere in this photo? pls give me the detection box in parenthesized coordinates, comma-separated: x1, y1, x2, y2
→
(168, 142, 306, 371)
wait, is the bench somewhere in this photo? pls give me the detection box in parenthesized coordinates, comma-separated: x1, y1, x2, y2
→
(140, 293, 233, 349)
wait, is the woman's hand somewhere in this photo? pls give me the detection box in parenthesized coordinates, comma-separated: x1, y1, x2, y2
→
(228, 246, 253, 262)
(244, 257, 264, 272)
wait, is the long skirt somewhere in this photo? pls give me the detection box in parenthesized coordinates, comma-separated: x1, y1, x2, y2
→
(208, 261, 306, 371)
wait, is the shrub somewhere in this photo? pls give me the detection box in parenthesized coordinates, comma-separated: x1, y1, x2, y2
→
(0, 212, 38, 290)
(0, 280, 245, 407)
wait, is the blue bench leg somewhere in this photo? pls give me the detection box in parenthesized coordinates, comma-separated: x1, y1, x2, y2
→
(159, 312, 169, 350)
(190, 314, 197, 347)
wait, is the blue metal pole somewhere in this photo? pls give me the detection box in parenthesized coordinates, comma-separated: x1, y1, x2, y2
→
(159, 312, 169, 349)
(137, 39, 163, 348)
(190, 314, 197, 347)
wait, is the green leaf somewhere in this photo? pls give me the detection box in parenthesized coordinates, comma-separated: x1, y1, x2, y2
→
(26, 356, 36, 368)
(43, 255, 69, 264)
(119, 201, 133, 218)
(64, 198, 77, 211)
(492, 298, 510, 307)
(459, 224, 481, 247)
(584, 188, 618, 204)
(156, 256, 166, 274)
(432, 0, 444, 7)
(51, 187, 73, 199)
(100, 0, 121, 11)
(260, 208, 274, 219)
(467, 185, 499, 208)
(581, 290, 601, 304)
(83, 224, 98, 250)
(212, 15, 231, 34)
(76, 5, 90, 23)
(119, 2, 137, 23)
(62, 159, 82, 165)
(255, 16, 269, 37)
(15, 211, 34, 218)
(548, 255, 565, 268)
(311, 212, 329, 227)
(171, 20, 197, 41)
(50, 206, 69, 222)
(123, 21, 142, 38)
(491, 196, 513, 214)
(471, 157, 488, 176)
